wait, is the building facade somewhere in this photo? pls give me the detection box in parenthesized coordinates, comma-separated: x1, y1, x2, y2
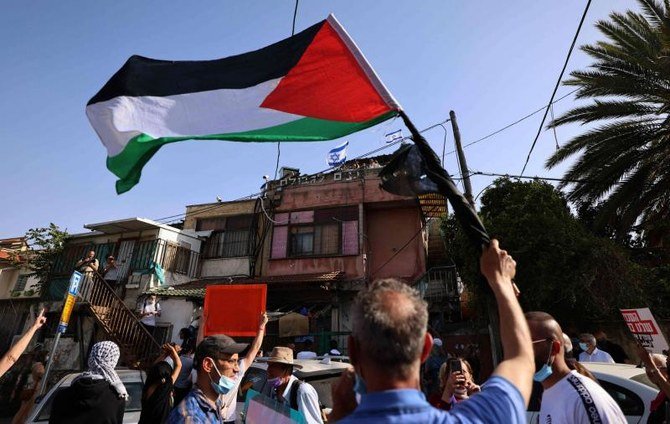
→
(155, 156, 437, 353)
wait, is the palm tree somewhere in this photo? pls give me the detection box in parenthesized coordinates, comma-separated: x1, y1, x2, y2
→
(547, 0, 670, 244)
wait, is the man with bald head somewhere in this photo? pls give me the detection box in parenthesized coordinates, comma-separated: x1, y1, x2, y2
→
(329, 239, 535, 423)
(526, 311, 625, 423)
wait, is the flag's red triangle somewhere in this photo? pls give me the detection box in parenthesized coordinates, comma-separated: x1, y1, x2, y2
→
(261, 22, 392, 123)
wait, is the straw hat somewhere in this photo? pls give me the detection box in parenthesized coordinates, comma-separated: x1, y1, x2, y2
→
(258, 346, 303, 369)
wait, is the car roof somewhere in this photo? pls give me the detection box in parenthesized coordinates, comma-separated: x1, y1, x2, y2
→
(56, 369, 145, 387)
(315, 355, 350, 362)
(582, 362, 659, 396)
(581, 362, 647, 379)
(252, 358, 350, 378)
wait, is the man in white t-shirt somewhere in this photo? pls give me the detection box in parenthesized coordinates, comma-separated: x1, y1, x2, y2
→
(526, 312, 625, 424)
(139, 294, 161, 339)
(578, 333, 615, 363)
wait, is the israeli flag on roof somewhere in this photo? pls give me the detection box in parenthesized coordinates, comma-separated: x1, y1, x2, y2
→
(327, 141, 349, 167)
(385, 129, 403, 143)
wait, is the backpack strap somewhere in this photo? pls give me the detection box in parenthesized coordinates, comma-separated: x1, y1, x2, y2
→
(289, 379, 302, 411)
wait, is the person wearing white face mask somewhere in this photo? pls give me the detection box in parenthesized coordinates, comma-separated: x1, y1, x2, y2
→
(578, 333, 615, 363)
(168, 312, 267, 424)
(259, 346, 323, 424)
(526, 312, 625, 424)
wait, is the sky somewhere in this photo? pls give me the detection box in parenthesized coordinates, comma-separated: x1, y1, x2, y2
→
(0, 0, 637, 238)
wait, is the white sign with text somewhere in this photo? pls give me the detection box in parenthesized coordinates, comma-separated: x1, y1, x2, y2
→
(620, 307, 669, 354)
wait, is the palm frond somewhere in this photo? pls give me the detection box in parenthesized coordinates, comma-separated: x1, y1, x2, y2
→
(638, 0, 666, 27)
(548, 101, 659, 126)
(547, 0, 670, 236)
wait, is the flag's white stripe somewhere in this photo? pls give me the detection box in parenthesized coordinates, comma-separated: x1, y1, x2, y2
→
(326, 14, 402, 112)
(329, 140, 349, 153)
(86, 78, 304, 156)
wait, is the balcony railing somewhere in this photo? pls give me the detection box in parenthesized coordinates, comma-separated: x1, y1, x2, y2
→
(416, 266, 462, 322)
(417, 266, 459, 299)
(51, 239, 200, 281)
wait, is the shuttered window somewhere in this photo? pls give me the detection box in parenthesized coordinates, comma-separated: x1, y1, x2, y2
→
(271, 207, 359, 258)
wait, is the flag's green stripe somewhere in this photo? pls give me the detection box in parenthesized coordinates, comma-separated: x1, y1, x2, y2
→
(108, 111, 397, 194)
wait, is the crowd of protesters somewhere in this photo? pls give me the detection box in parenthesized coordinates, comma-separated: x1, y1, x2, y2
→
(3, 239, 670, 423)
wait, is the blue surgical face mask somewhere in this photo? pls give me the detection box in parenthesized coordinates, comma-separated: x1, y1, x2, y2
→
(534, 364, 553, 382)
(208, 360, 236, 395)
(354, 373, 367, 396)
(533, 352, 553, 383)
(579, 342, 589, 351)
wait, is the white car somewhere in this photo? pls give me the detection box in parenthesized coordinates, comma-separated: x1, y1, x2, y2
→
(527, 363, 659, 424)
(24, 369, 145, 423)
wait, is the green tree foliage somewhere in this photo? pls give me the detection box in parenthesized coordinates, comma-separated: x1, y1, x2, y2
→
(546, 0, 670, 242)
(16, 224, 69, 292)
(443, 179, 662, 324)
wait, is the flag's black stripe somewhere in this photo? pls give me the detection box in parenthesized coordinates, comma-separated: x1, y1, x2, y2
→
(88, 20, 325, 105)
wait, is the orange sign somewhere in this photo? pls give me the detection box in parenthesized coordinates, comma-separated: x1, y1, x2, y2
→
(204, 284, 267, 337)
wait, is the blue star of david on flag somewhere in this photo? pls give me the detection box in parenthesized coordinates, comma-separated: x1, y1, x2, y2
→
(327, 141, 349, 167)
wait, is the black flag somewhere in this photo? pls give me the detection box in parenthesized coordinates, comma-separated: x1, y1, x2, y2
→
(382, 112, 490, 249)
(379, 143, 440, 196)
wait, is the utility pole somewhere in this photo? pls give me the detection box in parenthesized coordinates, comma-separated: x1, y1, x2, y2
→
(450, 110, 501, 366)
(449, 111, 475, 208)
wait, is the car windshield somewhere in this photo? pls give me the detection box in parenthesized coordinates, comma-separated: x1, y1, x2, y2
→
(34, 381, 143, 421)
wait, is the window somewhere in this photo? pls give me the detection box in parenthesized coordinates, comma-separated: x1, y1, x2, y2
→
(289, 223, 339, 256)
(14, 274, 30, 292)
(272, 207, 359, 258)
(199, 215, 252, 259)
(163, 243, 192, 275)
(598, 380, 644, 417)
(172, 242, 192, 275)
(130, 239, 156, 270)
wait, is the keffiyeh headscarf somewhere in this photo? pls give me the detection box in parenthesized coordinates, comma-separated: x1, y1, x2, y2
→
(77, 341, 128, 400)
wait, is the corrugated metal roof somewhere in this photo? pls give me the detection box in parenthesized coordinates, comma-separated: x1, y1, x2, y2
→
(148, 271, 346, 299)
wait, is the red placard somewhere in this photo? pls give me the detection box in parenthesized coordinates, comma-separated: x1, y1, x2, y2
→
(204, 284, 267, 337)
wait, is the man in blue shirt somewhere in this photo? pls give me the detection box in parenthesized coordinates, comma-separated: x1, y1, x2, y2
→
(329, 239, 534, 423)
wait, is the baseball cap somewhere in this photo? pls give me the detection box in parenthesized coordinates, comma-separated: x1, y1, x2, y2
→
(195, 335, 249, 366)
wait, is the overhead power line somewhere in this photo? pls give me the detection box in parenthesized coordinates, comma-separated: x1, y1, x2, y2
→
(154, 118, 452, 225)
(520, 0, 592, 175)
(469, 170, 626, 186)
(443, 88, 579, 157)
(155, 85, 583, 226)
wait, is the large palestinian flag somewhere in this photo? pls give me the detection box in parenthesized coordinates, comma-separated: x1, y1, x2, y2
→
(87, 15, 401, 193)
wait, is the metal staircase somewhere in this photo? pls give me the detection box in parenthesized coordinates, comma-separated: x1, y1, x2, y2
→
(78, 271, 160, 367)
